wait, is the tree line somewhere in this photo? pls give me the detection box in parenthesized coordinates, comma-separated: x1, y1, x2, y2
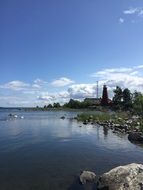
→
(39, 86, 143, 116)
(112, 86, 143, 114)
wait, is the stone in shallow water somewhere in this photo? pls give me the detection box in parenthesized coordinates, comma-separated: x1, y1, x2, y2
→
(60, 116, 65, 119)
(97, 163, 143, 190)
(79, 170, 96, 184)
(128, 132, 143, 143)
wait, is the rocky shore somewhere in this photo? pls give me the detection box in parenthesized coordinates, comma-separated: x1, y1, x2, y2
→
(75, 114, 143, 144)
(96, 120, 143, 143)
(60, 113, 143, 144)
(79, 163, 143, 190)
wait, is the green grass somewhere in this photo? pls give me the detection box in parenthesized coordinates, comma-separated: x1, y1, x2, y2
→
(77, 111, 130, 124)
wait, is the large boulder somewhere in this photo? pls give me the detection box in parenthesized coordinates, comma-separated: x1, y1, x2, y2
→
(128, 132, 143, 142)
(79, 170, 96, 184)
(97, 163, 143, 190)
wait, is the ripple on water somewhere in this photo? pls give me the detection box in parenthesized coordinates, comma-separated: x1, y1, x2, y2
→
(0, 111, 143, 190)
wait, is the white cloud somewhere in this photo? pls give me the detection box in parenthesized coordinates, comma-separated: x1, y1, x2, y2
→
(119, 17, 124, 24)
(0, 81, 30, 91)
(34, 79, 43, 84)
(37, 85, 99, 104)
(136, 65, 143, 69)
(37, 84, 101, 104)
(139, 10, 143, 16)
(2, 65, 143, 106)
(68, 84, 98, 99)
(91, 67, 133, 77)
(38, 94, 55, 101)
(51, 77, 75, 87)
(33, 78, 48, 85)
(91, 65, 143, 93)
(123, 8, 138, 15)
(37, 91, 70, 104)
(122, 7, 143, 23)
(123, 7, 143, 17)
(32, 78, 48, 89)
(0, 79, 49, 93)
(58, 91, 70, 99)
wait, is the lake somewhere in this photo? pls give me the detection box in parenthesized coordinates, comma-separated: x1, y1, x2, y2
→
(0, 110, 143, 190)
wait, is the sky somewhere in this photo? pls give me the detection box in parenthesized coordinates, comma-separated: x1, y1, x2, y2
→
(0, 0, 143, 107)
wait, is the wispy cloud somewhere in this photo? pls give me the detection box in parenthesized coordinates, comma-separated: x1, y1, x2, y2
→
(139, 9, 143, 16)
(121, 7, 143, 23)
(32, 78, 48, 89)
(119, 17, 124, 24)
(51, 77, 75, 87)
(0, 79, 48, 92)
(123, 7, 143, 18)
(0, 81, 30, 91)
(123, 8, 139, 15)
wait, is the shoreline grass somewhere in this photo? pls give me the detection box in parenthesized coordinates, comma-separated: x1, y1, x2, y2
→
(76, 111, 131, 124)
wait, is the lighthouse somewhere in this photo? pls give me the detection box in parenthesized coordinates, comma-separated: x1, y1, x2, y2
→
(101, 85, 109, 106)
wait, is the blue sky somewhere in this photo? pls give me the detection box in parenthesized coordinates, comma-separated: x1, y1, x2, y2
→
(0, 0, 143, 106)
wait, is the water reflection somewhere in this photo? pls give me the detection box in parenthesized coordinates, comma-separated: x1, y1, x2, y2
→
(103, 126, 108, 138)
(0, 111, 143, 190)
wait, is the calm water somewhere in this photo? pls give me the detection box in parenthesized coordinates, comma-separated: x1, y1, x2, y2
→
(0, 110, 143, 190)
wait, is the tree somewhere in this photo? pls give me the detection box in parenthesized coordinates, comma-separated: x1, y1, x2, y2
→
(47, 104, 53, 108)
(44, 105, 47, 109)
(112, 86, 123, 109)
(133, 92, 143, 117)
(64, 99, 81, 109)
(82, 99, 94, 108)
(122, 88, 132, 110)
(53, 102, 61, 108)
(132, 91, 142, 103)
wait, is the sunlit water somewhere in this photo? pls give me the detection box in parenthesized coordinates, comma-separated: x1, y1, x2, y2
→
(0, 110, 143, 190)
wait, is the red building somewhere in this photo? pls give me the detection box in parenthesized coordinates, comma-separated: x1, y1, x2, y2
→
(84, 85, 112, 107)
(101, 85, 111, 106)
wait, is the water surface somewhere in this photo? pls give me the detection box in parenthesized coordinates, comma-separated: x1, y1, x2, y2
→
(0, 110, 143, 190)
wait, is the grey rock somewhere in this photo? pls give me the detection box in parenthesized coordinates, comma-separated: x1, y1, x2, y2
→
(83, 120, 88, 125)
(80, 170, 96, 184)
(60, 116, 65, 119)
(97, 163, 143, 190)
(132, 115, 140, 120)
(126, 119, 133, 124)
(128, 132, 143, 142)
